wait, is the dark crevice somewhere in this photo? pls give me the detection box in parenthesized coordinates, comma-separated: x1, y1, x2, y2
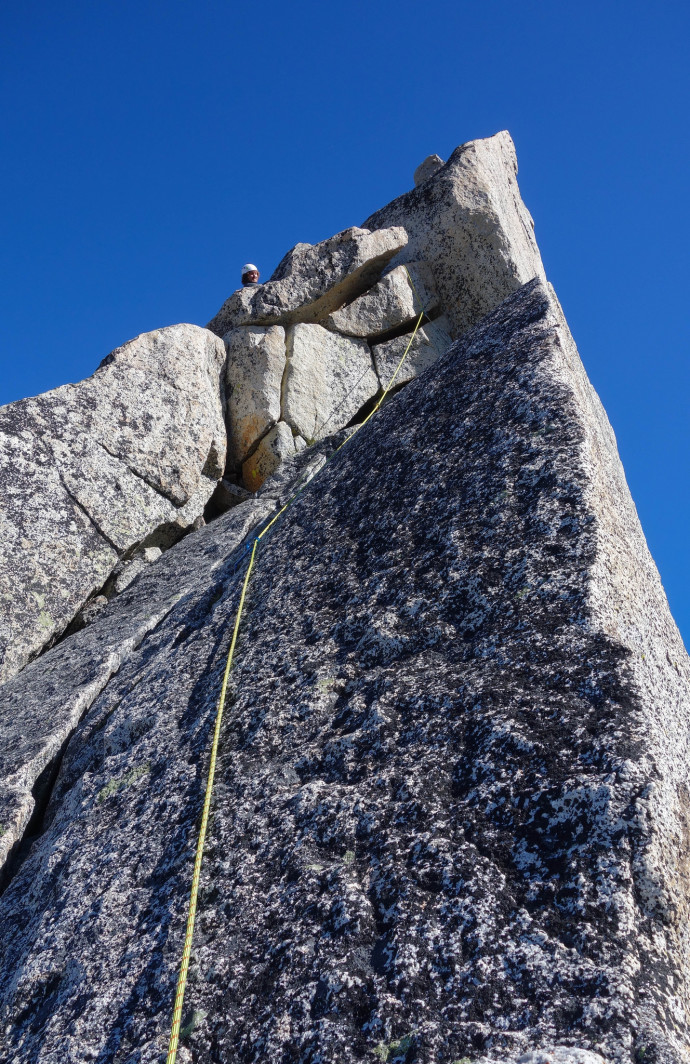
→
(0, 734, 72, 898)
(365, 307, 440, 347)
(344, 378, 410, 430)
(329, 307, 441, 348)
(344, 391, 383, 429)
(204, 479, 251, 523)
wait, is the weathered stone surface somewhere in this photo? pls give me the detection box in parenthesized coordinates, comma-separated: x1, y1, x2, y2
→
(363, 130, 546, 339)
(325, 262, 439, 338)
(373, 314, 453, 389)
(515, 1052, 605, 1064)
(72, 594, 108, 632)
(413, 153, 444, 187)
(0, 496, 274, 884)
(1, 281, 689, 1063)
(0, 323, 226, 685)
(476, 1052, 605, 1064)
(224, 325, 286, 469)
(113, 546, 163, 595)
(282, 323, 378, 442)
(242, 421, 302, 491)
(207, 226, 408, 335)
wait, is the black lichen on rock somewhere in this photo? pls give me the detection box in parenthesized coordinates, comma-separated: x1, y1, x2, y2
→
(1, 280, 689, 1063)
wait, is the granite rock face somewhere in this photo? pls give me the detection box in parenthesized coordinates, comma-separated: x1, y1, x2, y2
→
(1, 281, 689, 1064)
(207, 226, 408, 336)
(325, 263, 439, 339)
(0, 323, 226, 685)
(282, 323, 378, 442)
(363, 130, 546, 339)
(373, 315, 453, 389)
(224, 325, 286, 469)
(413, 153, 445, 187)
(209, 132, 547, 496)
(0, 494, 275, 885)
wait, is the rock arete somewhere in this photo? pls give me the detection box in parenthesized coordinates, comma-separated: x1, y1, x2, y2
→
(0, 132, 688, 1064)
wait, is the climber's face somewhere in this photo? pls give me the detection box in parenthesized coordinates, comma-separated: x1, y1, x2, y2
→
(243, 270, 260, 285)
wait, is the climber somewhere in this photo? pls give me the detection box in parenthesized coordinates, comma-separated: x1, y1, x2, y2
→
(241, 263, 261, 287)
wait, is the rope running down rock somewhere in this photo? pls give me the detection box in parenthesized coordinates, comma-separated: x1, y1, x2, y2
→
(165, 270, 435, 1063)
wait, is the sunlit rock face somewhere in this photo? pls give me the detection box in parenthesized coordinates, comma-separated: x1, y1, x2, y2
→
(1, 279, 689, 1064)
(214, 131, 546, 492)
(207, 225, 409, 335)
(363, 130, 546, 340)
(0, 323, 226, 685)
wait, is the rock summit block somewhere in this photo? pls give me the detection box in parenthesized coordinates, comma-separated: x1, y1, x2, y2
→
(207, 225, 408, 335)
(364, 130, 546, 338)
(325, 262, 439, 339)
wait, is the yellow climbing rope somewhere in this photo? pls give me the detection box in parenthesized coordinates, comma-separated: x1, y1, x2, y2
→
(165, 536, 258, 1063)
(166, 270, 431, 1062)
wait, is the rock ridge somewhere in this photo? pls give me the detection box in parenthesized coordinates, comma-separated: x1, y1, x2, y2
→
(1, 131, 689, 1064)
(0, 280, 688, 1063)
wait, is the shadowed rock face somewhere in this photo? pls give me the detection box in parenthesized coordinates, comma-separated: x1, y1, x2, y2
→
(1, 280, 688, 1064)
(0, 324, 226, 685)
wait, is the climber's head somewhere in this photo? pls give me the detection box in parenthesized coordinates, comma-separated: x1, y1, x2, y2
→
(241, 263, 260, 286)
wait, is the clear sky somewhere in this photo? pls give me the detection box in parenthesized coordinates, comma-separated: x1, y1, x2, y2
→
(1, 0, 688, 643)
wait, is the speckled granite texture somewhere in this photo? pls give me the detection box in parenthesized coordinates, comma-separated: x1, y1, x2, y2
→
(0, 323, 226, 686)
(0, 280, 689, 1064)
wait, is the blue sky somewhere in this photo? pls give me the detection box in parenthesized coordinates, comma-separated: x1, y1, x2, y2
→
(1, 0, 688, 643)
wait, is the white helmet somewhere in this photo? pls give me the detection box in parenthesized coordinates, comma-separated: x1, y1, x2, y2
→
(241, 263, 259, 275)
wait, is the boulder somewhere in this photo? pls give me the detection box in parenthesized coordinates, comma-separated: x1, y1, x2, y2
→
(373, 314, 453, 389)
(324, 262, 440, 338)
(224, 325, 286, 469)
(0, 323, 225, 685)
(1, 281, 688, 1063)
(282, 323, 378, 442)
(207, 226, 408, 335)
(242, 421, 304, 491)
(413, 152, 444, 186)
(363, 130, 546, 339)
